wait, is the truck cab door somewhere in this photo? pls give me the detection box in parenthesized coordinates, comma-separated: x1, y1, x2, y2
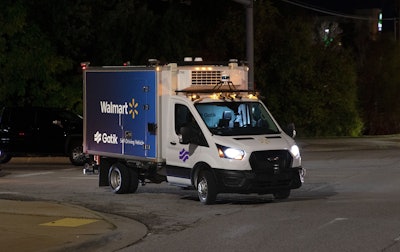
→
(165, 102, 208, 186)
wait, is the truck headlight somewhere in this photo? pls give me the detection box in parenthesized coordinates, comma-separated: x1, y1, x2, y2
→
(216, 144, 245, 160)
(289, 144, 300, 159)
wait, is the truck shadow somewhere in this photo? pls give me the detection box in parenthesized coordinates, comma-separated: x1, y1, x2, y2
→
(181, 194, 274, 205)
(138, 182, 337, 205)
(180, 189, 337, 205)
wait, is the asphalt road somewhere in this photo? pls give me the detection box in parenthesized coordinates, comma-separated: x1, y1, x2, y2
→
(0, 135, 399, 251)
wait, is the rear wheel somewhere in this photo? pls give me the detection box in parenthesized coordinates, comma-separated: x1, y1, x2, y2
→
(129, 168, 139, 193)
(0, 150, 11, 164)
(197, 170, 217, 205)
(109, 163, 131, 194)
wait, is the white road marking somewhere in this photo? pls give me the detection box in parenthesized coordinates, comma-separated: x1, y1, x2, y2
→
(0, 191, 21, 194)
(59, 176, 98, 180)
(14, 172, 54, 177)
(318, 217, 348, 229)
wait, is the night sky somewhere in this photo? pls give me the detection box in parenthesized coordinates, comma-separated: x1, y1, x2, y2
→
(300, 0, 384, 10)
(285, 0, 398, 29)
(296, 0, 396, 15)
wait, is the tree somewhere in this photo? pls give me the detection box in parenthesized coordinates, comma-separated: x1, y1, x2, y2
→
(0, 0, 392, 136)
(254, 6, 362, 136)
(0, 0, 71, 108)
(358, 35, 400, 135)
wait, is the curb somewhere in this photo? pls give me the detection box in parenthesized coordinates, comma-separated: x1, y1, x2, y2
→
(0, 199, 148, 252)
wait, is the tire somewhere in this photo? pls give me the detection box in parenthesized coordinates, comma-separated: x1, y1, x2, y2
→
(69, 144, 87, 166)
(197, 170, 217, 205)
(108, 163, 131, 194)
(129, 168, 139, 193)
(0, 150, 11, 164)
(273, 190, 291, 200)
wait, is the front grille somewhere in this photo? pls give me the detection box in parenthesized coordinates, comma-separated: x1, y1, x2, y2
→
(191, 71, 221, 85)
(249, 150, 293, 177)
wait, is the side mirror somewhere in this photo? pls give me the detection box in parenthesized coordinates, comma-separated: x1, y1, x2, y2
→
(285, 123, 296, 138)
(179, 126, 191, 144)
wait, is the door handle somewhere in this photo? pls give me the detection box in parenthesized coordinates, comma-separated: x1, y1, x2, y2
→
(170, 141, 177, 145)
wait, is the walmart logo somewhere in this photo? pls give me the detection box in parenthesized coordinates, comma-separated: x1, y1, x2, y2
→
(100, 97, 139, 119)
(129, 98, 139, 119)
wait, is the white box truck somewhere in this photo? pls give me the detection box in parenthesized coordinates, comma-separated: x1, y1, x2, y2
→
(82, 59, 305, 204)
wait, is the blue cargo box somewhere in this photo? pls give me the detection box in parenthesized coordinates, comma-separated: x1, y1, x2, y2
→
(84, 69, 157, 159)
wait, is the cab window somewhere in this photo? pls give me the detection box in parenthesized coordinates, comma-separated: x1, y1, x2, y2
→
(175, 104, 208, 147)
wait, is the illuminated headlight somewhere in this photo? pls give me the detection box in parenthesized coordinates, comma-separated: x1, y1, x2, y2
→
(217, 144, 245, 160)
(290, 145, 300, 159)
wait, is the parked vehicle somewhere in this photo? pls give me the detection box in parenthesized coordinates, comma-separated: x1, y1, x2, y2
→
(82, 59, 305, 204)
(0, 107, 86, 165)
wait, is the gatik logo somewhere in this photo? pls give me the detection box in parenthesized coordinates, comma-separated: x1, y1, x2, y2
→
(94, 131, 118, 144)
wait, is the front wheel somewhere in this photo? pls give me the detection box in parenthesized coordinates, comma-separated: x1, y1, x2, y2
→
(197, 170, 217, 205)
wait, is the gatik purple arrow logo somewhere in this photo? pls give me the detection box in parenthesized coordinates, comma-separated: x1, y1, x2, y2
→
(179, 148, 189, 162)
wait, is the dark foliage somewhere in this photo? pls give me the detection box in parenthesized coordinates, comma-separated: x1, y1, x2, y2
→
(0, 0, 398, 135)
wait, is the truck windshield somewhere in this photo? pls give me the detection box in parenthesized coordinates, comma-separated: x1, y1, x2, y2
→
(195, 102, 280, 136)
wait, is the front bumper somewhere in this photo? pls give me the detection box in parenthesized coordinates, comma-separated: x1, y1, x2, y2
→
(214, 166, 305, 194)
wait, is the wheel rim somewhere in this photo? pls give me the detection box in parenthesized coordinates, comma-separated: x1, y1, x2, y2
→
(198, 177, 208, 202)
(0, 149, 10, 163)
(72, 146, 86, 163)
(109, 168, 122, 191)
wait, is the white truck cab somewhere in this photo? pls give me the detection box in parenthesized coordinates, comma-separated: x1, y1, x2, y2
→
(82, 59, 305, 204)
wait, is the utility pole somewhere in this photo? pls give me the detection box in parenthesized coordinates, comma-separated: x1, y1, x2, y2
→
(232, 0, 254, 90)
(398, 0, 400, 42)
(395, 0, 400, 41)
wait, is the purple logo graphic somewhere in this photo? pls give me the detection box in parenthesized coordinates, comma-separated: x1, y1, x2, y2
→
(179, 148, 189, 162)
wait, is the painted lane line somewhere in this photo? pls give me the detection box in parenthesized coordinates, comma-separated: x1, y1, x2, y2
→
(318, 217, 348, 229)
(14, 171, 54, 178)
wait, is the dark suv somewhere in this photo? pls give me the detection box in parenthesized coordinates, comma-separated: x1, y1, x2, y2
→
(0, 107, 87, 165)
